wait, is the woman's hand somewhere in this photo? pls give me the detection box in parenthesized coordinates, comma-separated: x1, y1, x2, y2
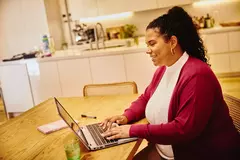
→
(100, 115, 128, 130)
(101, 125, 131, 140)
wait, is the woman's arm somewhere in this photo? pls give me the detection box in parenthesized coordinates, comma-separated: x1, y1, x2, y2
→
(123, 67, 165, 123)
(123, 86, 151, 123)
(129, 74, 215, 144)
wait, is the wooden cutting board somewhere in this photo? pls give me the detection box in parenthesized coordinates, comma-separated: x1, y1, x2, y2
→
(220, 21, 240, 27)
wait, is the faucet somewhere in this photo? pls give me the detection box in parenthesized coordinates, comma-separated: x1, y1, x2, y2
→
(90, 23, 105, 50)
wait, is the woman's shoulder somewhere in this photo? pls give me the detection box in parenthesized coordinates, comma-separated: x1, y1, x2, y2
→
(183, 56, 213, 75)
(180, 56, 217, 83)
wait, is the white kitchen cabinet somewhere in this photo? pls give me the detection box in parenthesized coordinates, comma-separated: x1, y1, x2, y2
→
(90, 55, 126, 84)
(27, 61, 62, 105)
(124, 53, 156, 94)
(157, 0, 192, 9)
(68, 0, 98, 19)
(57, 59, 92, 97)
(0, 64, 34, 113)
(97, 0, 158, 16)
(204, 33, 229, 54)
(228, 31, 240, 52)
(229, 52, 240, 72)
(209, 54, 231, 73)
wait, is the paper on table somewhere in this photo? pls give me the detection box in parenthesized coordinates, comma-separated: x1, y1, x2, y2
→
(37, 119, 79, 134)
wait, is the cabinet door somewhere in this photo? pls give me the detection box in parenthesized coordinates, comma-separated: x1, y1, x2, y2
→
(204, 33, 229, 54)
(209, 54, 231, 73)
(27, 61, 62, 105)
(98, 0, 158, 16)
(57, 59, 92, 97)
(0, 64, 34, 113)
(129, 0, 158, 12)
(124, 53, 156, 93)
(229, 31, 240, 52)
(157, 0, 192, 8)
(229, 52, 240, 72)
(90, 55, 126, 83)
(97, 0, 127, 16)
(68, 0, 98, 19)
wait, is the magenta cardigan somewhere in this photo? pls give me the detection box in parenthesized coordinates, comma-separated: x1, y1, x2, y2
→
(123, 57, 240, 160)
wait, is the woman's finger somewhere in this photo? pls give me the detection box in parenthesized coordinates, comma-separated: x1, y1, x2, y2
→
(106, 133, 121, 140)
(106, 121, 113, 130)
(116, 117, 124, 124)
(109, 127, 120, 132)
(106, 117, 119, 130)
(101, 130, 118, 137)
(111, 123, 118, 128)
(99, 122, 104, 126)
(102, 119, 110, 130)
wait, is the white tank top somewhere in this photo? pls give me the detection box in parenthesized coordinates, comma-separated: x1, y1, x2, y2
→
(145, 52, 189, 159)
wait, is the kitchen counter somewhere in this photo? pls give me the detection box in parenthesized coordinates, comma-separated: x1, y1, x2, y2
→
(30, 26, 240, 63)
(0, 58, 37, 66)
(199, 26, 240, 34)
(0, 26, 240, 65)
(0, 38, 147, 64)
(38, 45, 147, 62)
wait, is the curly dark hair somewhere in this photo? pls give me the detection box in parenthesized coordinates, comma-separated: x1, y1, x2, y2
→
(146, 6, 209, 65)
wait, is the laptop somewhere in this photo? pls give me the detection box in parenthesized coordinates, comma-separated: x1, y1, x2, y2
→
(54, 97, 138, 151)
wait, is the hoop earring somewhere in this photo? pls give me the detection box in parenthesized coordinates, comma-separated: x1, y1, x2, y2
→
(171, 48, 175, 55)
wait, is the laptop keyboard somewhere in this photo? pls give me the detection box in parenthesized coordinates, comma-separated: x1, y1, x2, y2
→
(86, 123, 117, 146)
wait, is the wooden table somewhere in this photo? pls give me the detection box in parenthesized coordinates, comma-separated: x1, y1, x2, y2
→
(0, 94, 147, 160)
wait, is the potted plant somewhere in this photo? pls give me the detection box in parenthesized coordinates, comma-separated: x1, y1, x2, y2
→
(123, 24, 137, 38)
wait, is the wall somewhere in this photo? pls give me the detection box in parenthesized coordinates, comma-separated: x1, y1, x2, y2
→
(0, 0, 49, 58)
(60, 0, 240, 45)
(44, 0, 65, 50)
(99, 0, 240, 36)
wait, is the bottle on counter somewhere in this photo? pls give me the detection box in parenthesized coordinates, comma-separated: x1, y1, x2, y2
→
(205, 14, 212, 28)
(41, 34, 55, 57)
(42, 34, 51, 56)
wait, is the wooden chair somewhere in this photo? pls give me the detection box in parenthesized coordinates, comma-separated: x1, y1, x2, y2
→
(83, 81, 138, 97)
(224, 93, 240, 132)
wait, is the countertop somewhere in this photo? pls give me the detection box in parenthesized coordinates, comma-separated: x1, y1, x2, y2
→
(199, 26, 240, 34)
(0, 38, 147, 65)
(0, 58, 37, 66)
(0, 26, 239, 65)
(38, 45, 147, 62)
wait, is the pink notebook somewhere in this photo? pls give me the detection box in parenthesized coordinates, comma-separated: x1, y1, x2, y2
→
(37, 119, 79, 134)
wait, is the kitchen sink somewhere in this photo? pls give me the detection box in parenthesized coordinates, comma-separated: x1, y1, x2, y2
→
(83, 45, 125, 51)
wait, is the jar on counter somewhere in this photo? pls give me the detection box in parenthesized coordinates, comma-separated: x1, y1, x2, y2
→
(205, 14, 212, 28)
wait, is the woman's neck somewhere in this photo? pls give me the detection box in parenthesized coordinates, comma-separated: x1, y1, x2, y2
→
(166, 49, 184, 67)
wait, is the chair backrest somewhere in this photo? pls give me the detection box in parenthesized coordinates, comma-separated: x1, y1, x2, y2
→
(83, 81, 138, 97)
(224, 93, 240, 132)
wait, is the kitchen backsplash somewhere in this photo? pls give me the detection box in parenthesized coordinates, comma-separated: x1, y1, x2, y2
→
(95, 0, 240, 36)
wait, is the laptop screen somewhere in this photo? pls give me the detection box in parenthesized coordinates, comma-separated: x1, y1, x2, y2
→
(54, 98, 88, 147)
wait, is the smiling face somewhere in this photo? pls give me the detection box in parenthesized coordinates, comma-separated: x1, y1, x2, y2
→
(145, 28, 172, 66)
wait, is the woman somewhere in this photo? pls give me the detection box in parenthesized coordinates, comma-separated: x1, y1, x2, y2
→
(100, 6, 240, 160)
